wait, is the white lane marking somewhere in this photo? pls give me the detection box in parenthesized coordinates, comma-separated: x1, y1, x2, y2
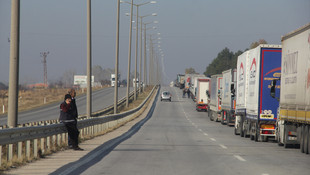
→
(219, 144, 227, 149)
(234, 155, 246, 162)
(210, 138, 216, 141)
(203, 133, 208, 136)
(198, 129, 203, 132)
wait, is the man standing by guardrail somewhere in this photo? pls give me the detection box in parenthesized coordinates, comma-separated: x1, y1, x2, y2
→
(59, 94, 83, 151)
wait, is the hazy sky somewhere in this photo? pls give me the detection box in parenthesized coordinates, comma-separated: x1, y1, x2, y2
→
(0, 0, 309, 85)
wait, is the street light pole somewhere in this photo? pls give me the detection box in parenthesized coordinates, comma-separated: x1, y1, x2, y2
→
(114, 0, 121, 114)
(121, 1, 156, 100)
(134, 5, 138, 100)
(139, 15, 156, 93)
(126, 0, 133, 108)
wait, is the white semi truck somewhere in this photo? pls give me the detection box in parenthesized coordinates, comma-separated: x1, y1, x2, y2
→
(209, 74, 222, 121)
(270, 23, 310, 154)
(220, 69, 237, 126)
(196, 78, 210, 112)
(111, 74, 116, 87)
(235, 44, 282, 142)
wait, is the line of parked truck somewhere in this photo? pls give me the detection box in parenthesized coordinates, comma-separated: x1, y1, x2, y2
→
(175, 23, 310, 155)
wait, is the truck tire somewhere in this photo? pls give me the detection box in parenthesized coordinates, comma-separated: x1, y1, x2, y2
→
(240, 118, 244, 137)
(221, 111, 225, 125)
(244, 126, 249, 138)
(300, 125, 305, 153)
(209, 111, 214, 121)
(284, 127, 289, 148)
(226, 113, 231, 126)
(304, 125, 309, 154)
(254, 124, 259, 142)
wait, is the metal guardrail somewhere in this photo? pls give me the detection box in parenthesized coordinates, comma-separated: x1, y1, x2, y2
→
(0, 85, 159, 167)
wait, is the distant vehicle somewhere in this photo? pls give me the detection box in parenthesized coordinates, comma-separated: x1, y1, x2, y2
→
(220, 69, 237, 126)
(195, 78, 210, 112)
(161, 91, 172, 102)
(209, 74, 223, 122)
(133, 78, 139, 88)
(176, 74, 185, 89)
(111, 74, 120, 87)
(111, 74, 116, 87)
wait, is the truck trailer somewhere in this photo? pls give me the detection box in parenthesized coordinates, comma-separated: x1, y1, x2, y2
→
(196, 78, 210, 112)
(270, 23, 310, 153)
(235, 51, 249, 136)
(220, 69, 237, 126)
(209, 74, 222, 121)
(235, 44, 282, 142)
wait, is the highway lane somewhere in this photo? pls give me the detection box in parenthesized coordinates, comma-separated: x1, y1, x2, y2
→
(79, 86, 309, 175)
(0, 87, 132, 125)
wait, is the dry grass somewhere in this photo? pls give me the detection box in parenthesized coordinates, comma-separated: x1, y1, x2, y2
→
(0, 86, 107, 115)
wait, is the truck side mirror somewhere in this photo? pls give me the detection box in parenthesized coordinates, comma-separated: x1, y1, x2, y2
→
(206, 90, 210, 98)
(270, 79, 277, 98)
(230, 84, 235, 97)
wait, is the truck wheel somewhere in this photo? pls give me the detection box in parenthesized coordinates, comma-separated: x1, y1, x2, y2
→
(304, 125, 309, 154)
(284, 127, 290, 148)
(254, 125, 259, 142)
(244, 127, 249, 138)
(209, 112, 213, 121)
(240, 119, 244, 137)
(300, 125, 305, 153)
(250, 130, 254, 140)
(221, 112, 225, 125)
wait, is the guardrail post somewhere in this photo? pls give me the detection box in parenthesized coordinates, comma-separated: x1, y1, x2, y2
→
(57, 134, 61, 148)
(33, 139, 38, 158)
(0, 145, 2, 166)
(52, 135, 56, 151)
(40, 137, 45, 155)
(62, 133, 66, 146)
(26, 140, 30, 160)
(8, 144, 13, 162)
(47, 136, 50, 153)
(18, 141, 22, 160)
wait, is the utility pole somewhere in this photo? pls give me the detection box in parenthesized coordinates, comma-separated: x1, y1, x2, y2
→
(87, 0, 92, 118)
(8, 0, 20, 128)
(40, 51, 49, 87)
(114, 0, 120, 114)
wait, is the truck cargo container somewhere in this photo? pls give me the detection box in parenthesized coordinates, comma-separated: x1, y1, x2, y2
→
(235, 51, 249, 136)
(270, 23, 310, 153)
(220, 69, 237, 126)
(176, 74, 185, 89)
(209, 74, 222, 121)
(196, 78, 210, 111)
(235, 44, 282, 142)
(190, 75, 206, 101)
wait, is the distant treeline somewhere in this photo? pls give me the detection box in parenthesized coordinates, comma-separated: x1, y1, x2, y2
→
(203, 39, 267, 77)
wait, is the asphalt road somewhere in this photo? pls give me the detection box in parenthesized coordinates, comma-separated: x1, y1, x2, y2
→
(79, 86, 309, 175)
(0, 87, 131, 125)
